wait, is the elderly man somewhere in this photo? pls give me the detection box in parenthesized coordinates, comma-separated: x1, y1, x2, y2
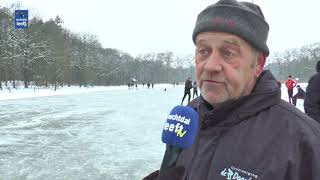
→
(143, 0, 320, 179)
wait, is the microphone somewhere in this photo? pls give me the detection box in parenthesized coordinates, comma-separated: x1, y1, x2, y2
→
(159, 105, 199, 175)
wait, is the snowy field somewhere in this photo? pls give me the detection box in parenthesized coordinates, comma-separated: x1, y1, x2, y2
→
(0, 85, 130, 101)
(0, 83, 307, 179)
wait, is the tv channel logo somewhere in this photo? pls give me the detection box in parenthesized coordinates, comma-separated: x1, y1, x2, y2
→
(15, 10, 28, 29)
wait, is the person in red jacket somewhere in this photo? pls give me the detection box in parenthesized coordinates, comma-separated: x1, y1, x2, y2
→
(285, 75, 297, 104)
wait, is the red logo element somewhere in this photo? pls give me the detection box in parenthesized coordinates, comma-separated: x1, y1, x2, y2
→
(211, 17, 236, 27)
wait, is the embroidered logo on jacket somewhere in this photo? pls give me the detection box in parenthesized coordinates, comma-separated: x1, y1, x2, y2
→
(220, 166, 258, 180)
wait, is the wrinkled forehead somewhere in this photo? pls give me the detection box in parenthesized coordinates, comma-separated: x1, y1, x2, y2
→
(195, 31, 252, 49)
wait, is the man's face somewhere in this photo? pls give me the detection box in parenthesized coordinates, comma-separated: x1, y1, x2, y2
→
(195, 32, 264, 106)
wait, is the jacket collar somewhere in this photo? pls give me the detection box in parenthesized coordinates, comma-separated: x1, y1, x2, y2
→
(194, 70, 281, 128)
(236, 70, 281, 119)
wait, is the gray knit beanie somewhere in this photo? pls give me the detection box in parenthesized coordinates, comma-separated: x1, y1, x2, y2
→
(192, 0, 269, 55)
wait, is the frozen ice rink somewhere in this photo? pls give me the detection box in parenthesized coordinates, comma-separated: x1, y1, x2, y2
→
(0, 83, 307, 179)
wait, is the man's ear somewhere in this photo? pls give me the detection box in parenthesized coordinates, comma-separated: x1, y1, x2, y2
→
(255, 53, 266, 77)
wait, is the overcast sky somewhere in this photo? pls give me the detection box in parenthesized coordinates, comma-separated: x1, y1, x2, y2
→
(1, 0, 320, 57)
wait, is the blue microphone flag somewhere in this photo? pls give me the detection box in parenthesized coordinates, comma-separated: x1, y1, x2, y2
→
(161, 105, 198, 149)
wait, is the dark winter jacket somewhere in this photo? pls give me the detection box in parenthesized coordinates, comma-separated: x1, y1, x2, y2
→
(297, 86, 306, 96)
(304, 72, 320, 123)
(184, 79, 193, 92)
(174, 70, 320, 180)
(293, 86, 306, 99)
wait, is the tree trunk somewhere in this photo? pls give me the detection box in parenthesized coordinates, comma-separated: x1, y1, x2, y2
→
(23, 59, 29, 88)
(24, 80, 28, 88)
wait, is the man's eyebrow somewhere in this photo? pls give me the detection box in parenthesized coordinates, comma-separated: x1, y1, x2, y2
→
(195, 39, 206, 45)
(223, 39, 240, 47)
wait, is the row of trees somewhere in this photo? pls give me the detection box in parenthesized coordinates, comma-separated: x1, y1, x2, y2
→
(1, 4, 319, 90)
(0, 5, 195, 90)
(266, 42, 320, 82)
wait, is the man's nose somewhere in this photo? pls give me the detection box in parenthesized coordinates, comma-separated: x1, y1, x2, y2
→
(203, 51, 223, 72)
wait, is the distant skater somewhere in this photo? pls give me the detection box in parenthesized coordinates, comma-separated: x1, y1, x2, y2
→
(181, 77, 192, 105)
(192, 81, 198, 98)
(285, 75, 297, 104)
(292, 85, 305, 106)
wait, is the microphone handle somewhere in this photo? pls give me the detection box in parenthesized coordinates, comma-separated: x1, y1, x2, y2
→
(159, 144, 182, 175)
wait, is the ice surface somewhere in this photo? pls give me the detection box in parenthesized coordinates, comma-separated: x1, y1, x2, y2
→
(0, 83, 309, 179)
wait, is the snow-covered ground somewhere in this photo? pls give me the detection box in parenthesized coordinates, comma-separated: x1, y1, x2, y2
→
(0, 83, 308, 110)
(0, 83, 178, 180)
(0, 85, 130, 101)
(0, 82, 308, 179)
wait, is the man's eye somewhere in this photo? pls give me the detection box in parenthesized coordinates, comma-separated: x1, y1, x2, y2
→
(221, 48, 234, 58)
(198, 48, 209, 56)
(199, 49, 206, 54)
